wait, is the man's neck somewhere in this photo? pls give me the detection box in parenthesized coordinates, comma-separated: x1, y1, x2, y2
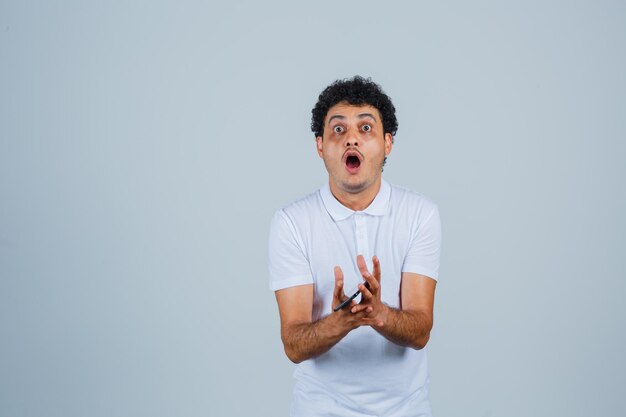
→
(329, 177, 382, 212)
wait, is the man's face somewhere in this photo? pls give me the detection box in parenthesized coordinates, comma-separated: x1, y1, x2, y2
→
(316, 102, 393, 195)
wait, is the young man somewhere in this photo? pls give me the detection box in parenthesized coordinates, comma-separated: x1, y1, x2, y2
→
(269, 76, 442, 417)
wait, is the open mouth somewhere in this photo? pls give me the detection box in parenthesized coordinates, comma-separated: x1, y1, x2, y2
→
(346, 155, 361, 169)
(343, 150, 362, 172)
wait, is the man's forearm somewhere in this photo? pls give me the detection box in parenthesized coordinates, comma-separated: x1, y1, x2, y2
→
(374, 306, 432, 350)
(281, 313, 350, 364)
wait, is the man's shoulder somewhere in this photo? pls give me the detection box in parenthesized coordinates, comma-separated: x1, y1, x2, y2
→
(273, 187, 324, 219)
(387, 181, 438, 212)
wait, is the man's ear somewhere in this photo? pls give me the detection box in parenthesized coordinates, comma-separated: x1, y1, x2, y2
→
(384, 133, 393, 156)
(316, 136, 324, 158)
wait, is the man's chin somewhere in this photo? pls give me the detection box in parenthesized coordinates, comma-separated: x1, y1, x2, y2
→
(339, 178, 373, 194)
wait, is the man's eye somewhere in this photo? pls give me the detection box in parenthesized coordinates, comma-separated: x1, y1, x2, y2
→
(333, 126, 344, 134)
(362, 124, 372, 132)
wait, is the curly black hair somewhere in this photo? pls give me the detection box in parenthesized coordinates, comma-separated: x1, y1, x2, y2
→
(311, 76, 398, 139)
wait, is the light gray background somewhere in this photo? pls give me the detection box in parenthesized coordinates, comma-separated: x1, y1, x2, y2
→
(1, 1, 625, 416)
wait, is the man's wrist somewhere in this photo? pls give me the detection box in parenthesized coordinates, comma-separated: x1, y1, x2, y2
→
(375, 302, 392, 329)
(328, 309, 354, 335)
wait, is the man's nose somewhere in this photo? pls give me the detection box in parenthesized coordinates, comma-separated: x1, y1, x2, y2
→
(345, 129, 359, 147)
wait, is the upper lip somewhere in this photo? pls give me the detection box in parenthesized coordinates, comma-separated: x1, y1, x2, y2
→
(343, 149, 363, 163)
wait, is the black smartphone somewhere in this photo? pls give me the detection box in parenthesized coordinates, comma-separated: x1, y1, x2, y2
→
(333, 281, 371, 312)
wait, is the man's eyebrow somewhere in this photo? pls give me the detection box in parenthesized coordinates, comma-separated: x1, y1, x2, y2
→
(327, 114, 346, 124)
(358, 113, 378, 121)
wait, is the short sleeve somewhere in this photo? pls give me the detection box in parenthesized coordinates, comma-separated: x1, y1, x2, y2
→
(268, 210, 314, 291)
(402, 203, 442, 281)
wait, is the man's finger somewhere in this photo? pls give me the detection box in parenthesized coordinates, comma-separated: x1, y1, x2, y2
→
(334, 266, 346, 301)
(367, 271, 380, 292)
(359, 268, 380, 293)
(356, 255, 369, 278)
(357, 255, 380, 292)
(372, 255, 381, 282)
(359, 282, 374, 301)
(350, 304, 373, 314)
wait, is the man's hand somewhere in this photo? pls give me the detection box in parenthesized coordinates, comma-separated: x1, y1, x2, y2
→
(343, 255, 388, 328)
(331, 265, 379, 330)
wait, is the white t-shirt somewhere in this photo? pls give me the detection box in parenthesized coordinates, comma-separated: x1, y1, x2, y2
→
(269, 179, 442, 417)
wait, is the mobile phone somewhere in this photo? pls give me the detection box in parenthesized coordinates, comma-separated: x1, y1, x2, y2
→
(333, 281, 371, 312)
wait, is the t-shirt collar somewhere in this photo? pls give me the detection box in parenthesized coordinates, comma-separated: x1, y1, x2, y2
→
(320, 179, 391, 221)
